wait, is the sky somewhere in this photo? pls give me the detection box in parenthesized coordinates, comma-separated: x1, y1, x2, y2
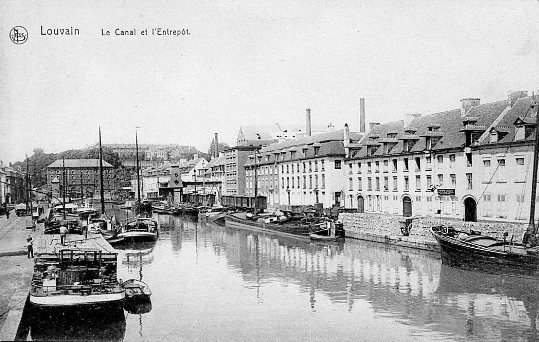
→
(1, 0, 538, 164)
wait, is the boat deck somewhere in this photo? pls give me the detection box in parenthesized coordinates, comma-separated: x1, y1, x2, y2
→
(35, 233, 117, 256)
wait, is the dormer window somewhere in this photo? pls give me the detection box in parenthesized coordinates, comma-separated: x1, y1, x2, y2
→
(314, 146, 320, 156)
(290, 151, 296, 159)
(368, 146, 379, 156)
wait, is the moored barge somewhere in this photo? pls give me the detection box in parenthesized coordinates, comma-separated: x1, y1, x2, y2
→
(30, 233, 125, 308)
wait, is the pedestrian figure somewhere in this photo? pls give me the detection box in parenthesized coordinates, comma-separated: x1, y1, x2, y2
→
(6, 209, 9, 220)
(59, 224, 68, 245)
(27, 234, 34, 258)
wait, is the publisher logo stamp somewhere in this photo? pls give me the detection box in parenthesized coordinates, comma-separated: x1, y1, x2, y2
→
(10, 26, 28, 44)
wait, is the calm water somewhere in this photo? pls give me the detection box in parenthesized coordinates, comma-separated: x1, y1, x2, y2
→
(26, 213, 539, 341)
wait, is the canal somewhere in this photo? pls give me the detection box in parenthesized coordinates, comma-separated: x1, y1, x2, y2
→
(25, 214, 539, 341)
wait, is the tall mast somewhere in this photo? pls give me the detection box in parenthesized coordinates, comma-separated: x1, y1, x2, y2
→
(136, 129, 141, 206)
(25, 155, 29, 210)
(28, 158, 33, 216)
(62, 157, 66, 220)
(254, 149, 258, 216)
(526, 94, 539, 243)
(99, 127, 105, 215)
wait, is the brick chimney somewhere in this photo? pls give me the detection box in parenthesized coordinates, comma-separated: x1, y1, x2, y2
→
(460, 98, 480, 117)
(306, 108, 312, 136)
(213, 133, 219, 158)
(359, 98, 366, 133)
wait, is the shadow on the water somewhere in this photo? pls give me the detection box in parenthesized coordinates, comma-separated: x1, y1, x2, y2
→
(28, 305, 126, 341)
(124, 297, 152, 315)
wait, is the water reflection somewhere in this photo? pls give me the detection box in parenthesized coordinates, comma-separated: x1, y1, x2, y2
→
(26, 213, 539, 341)
(29, 306, 126, 341)
(436, 265, 539, 341)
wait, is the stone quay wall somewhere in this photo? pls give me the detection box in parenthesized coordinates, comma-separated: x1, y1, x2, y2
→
(339, 212, 527, 252)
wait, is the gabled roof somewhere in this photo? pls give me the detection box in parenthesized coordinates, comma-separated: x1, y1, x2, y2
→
(480, 96, 534, 144)
(243, 129, 363, 167)
(206, 155, 225, 169)
(47, 159, 113, 168)
(349, 99, 510, 159)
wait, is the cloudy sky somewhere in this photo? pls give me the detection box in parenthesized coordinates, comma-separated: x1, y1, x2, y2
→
(1, 0, 538, 163)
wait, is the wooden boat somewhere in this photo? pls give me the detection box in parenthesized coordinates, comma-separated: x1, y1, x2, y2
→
(430, 226, 539, 277)
(122, 279, 151, 299)
(431, 97, 539, 277)
(225, 212, 314, 241)
(117, 217, 158, 242)
(88, 215, 123, 244)
(152, 203, 180, 215)
(309, 232, 337, 241)
(309, 220, 345, 241)
(30, 233, 125, 308)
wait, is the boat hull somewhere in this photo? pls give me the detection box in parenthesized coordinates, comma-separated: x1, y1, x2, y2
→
(309, 232, 339, 242)
(225, 214, 311, 241)
(430, 227, 539, 277)
(30, 292, 125, 307)
(117, 231, 158, 242)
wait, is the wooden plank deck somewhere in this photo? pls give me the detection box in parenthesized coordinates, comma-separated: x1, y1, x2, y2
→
(35, 233, 116, 255)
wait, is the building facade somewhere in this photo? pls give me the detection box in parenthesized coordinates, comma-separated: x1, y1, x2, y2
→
(344, 91, 538, 223)
(244, 128, 363, 208)
(223, 146, 261, 196)
(0, 163, 25, 205)
(46, 159, 114, 198)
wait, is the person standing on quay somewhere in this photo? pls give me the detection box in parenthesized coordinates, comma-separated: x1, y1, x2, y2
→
(5, 207, 9, 220)
(27, 234, 34, 258)
(59, 223, 68, 245)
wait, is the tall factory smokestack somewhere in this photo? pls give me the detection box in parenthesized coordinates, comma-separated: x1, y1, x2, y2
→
(214, 133, 219, 158)
(360, 98, 366, 133)
(306, 108, 312, 136)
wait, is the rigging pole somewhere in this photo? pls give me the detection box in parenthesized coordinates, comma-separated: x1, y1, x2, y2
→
(25, 155, 29, 212)
(136, 129, 141, 213)
(253, 149, 258, 216)
(525, 94, 539, 244)
(62, 157, 66, 220)
(99, 127, 105, 215)
(28, 158, 33, 218)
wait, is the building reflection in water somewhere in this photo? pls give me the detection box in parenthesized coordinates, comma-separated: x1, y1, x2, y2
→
(30, 214, 538, 341)
(206, 222, 539, 341)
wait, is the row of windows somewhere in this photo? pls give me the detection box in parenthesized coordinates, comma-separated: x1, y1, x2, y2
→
(482, 157, 526, 183)
(346, 154, 460, 175)
(348, 173, 474, 192)
(258, 146, 323, 163)
(278, 175, 326, 190)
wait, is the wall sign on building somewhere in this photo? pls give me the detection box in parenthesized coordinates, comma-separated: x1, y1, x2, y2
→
(437, 188, 455, 196)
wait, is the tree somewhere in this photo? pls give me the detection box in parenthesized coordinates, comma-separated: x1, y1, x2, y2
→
(86, 147, 122, 168)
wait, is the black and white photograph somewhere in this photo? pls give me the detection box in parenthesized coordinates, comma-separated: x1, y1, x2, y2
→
(1, 0, 539, 341)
